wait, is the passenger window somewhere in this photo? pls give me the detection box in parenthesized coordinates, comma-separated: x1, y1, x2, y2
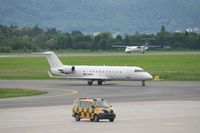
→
(75, 101, 81, 107)
(80, 101, 87, 108)
(135, 70, 145, 72)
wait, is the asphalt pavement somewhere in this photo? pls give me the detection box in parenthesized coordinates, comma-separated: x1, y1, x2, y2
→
(0, 80, 200, 133)
(0, 80, 200, 108)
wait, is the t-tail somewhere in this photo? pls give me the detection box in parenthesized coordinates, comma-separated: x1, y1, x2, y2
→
(43, 51, 63, 69)
(144, 41, 149, 51)
(42, 51, 75, 77)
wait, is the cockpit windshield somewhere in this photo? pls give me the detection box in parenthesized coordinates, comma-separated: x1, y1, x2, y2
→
(135, 69, 145, 72)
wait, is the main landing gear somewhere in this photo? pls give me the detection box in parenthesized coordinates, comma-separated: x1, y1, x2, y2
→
(88, 80, 146, 86)
(88, 80, 93, 85)
(87, 80, 104, 85)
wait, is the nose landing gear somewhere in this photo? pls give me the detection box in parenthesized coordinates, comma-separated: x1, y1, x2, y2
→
(142, 80, 145, 86)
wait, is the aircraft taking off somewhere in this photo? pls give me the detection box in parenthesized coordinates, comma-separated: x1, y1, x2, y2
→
(43, 51, 153, 86)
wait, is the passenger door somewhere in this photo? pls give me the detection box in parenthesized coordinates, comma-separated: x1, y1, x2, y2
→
(88, 101, 95, 118)
(126, 70, 131, 79)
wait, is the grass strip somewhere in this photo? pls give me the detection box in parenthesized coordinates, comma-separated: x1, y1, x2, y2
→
(0, 53, 199, 80)
(0, 88, 48, 98)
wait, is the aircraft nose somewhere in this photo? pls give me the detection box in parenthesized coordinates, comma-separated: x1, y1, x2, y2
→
(146, 72, 153, 80)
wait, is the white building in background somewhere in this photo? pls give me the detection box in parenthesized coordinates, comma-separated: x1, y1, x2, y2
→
(174, 27, 199, 33)
(185, 27, 193, 33)
(174, 30, 182, 33)
(93, 32, 101, 37)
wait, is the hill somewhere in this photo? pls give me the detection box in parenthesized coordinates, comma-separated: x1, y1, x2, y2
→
(0, 0, 200, 33)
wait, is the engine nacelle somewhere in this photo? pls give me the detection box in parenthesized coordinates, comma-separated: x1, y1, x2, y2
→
(59, 66, 75, 74)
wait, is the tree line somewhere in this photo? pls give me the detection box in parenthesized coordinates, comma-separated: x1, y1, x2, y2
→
(0, 24, 200, 52)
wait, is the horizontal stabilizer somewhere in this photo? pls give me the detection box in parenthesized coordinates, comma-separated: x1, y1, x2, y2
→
(48, 71, 53, 77)
(47, 71, 65, 78)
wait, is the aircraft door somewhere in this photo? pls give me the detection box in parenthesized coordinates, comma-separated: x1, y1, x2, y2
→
(126, 70, 131, 80)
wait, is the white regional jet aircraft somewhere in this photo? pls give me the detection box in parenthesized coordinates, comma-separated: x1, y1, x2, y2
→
(43, 51, 153, 86)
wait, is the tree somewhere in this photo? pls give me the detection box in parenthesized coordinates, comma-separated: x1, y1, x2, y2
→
(161, 25, 166, 33)
(116, 35, 123, 41)
(0, 24, 200, 52)
(123, 36, 130, 45)
(156, 25, 167, 48)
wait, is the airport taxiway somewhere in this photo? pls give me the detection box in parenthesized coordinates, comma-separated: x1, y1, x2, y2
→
(0, 80, 200, 133)
(0, 80, 200, 108)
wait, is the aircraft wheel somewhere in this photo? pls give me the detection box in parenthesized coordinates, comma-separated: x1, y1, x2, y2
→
(97, 80, 103, 85)
(88, 80, 93, 85)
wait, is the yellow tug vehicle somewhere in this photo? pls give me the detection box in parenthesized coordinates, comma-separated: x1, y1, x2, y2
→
(72, 98, 116, 122)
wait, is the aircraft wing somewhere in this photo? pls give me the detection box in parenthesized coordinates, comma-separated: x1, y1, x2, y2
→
(48, 71, 109, 80)
(148, 45, 161, 48)
(76, 76, 110, 80)
(112, 45, 127, 48)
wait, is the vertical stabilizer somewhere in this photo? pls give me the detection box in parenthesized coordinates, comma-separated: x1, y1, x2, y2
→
(43, 51, 63, 68)
(144, 41, 149, 50)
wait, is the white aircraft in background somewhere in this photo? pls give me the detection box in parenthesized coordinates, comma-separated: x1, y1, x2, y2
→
(42, 51, 153, 86)
(113, 41, 156, 54)
(124, 45, 148, 54)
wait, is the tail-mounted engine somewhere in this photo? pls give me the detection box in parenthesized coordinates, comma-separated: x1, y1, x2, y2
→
(58, 66, 75, 74)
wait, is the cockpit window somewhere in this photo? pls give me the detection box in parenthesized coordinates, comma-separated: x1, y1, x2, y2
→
(135, 69, 145, 72)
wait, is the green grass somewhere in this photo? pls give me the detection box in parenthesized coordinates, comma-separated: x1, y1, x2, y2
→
(0, 88, 48, 98)
(0, 53, 200, 81)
